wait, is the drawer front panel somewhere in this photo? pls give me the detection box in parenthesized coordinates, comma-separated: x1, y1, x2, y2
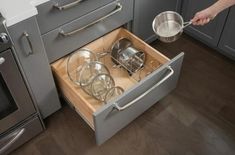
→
(42, 0, 133, 63)
(0, 116, 43, 154)
(37, 0, 115, 34)
(94, 53, 184, 145)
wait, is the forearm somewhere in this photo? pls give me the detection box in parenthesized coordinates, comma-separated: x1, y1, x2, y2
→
(210, 0, 235, 14)
(191, 0, 235, 25)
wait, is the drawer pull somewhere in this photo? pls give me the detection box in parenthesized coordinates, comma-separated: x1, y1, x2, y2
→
(59, 2, 123, 37)
(0, 128, 25, 154)
(0, 57, 5, 65)
(53, 0, 83, 10)
(114, 66, 174, 111)
(23, 32, 34, 56)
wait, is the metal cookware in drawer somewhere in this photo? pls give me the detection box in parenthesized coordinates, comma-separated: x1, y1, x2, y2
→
(43, 0, 133, 63)
(0, 116, 43, 154)
(51, 28, 184, 145)
(37, 0, 115, 34)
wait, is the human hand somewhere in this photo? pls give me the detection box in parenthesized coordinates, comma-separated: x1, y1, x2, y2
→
(191, 8, 217, 25)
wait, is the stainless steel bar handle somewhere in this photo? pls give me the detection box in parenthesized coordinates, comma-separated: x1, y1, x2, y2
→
(23, 32, 34, 56)
(53, 0, 83, 10)
(0, 57, 5, 65)
(0, 128, 25, 154)
(114, 66, 174, 111)
(183, 21, 192, 29)
(59, 2, 123, 37)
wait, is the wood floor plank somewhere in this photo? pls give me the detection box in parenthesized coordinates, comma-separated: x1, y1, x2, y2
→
(35, 135, 67, 155)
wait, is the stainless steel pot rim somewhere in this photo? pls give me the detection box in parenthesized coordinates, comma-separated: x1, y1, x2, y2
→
(152, 11, 184, 38)
(110, 37, 133, 53)
(152, 11, 192, 42)
(155, 11, 184, 23)
(111, 37, 133, 65)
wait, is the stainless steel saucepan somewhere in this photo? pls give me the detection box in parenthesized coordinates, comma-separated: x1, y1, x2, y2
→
(152, 11, 192, 43)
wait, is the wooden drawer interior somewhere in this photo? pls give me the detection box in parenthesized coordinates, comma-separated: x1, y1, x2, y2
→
(51, 28, 169, 129)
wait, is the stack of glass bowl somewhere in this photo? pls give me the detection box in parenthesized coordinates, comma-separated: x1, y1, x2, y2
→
(67, 49, 124, 103)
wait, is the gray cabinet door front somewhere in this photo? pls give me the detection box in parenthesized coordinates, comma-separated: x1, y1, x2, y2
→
(132, 0, 181, 43)
(8, 17, 61, 118)
(181, 0, 228, 47)
(42, 0, 133, 62)
(36, 0, 114, 34)
(218, 7, 235, 59)
(94, 52, 184, 145)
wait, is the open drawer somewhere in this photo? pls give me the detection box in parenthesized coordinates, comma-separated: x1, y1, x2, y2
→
(51, 28, 184, 145)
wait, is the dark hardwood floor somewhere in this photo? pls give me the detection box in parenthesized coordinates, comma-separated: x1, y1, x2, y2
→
(11, 34, 235, 155)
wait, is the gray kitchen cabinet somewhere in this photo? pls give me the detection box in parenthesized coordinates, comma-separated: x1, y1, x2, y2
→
(42, 0, 133, 62)
(7, 17, 61, 118)
(181, 0, 228, 47)
(218, 7, 235, 59)
(132, 0, 182, 43)
(36, 0, 114, 34)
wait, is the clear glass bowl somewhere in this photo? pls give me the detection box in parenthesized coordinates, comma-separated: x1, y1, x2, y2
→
(79, 61, 110, 96)
(66, 49, 97, 86)
(91, 73, 115, 102)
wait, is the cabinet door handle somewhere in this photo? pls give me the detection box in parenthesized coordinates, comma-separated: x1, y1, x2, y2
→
(0, 57, 5, 65)
(53, 0, 83, 10)
(23, 32, 34, 56)
(59, 2, 122, 37)
(114, 66, 174, 111)
(0, 128, 25, 154)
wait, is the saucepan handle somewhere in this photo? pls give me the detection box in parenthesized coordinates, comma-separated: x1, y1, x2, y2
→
(183, 21, 192, 29)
